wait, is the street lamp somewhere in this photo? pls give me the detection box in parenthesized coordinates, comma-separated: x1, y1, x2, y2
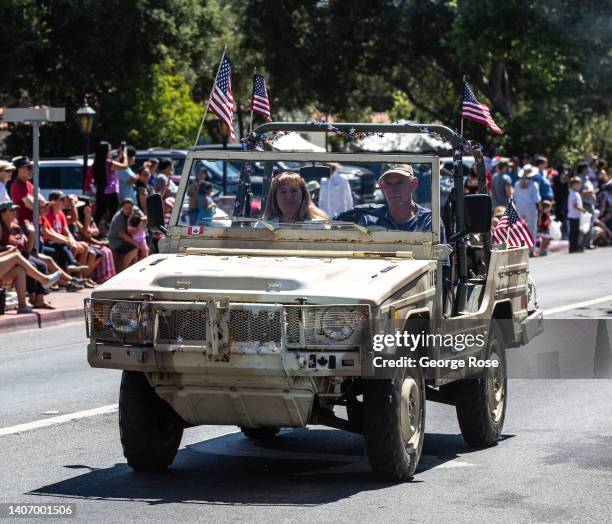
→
(76, 97, 95, 192)
(218, 121, 230, 193)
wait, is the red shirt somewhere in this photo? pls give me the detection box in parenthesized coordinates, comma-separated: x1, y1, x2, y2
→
(10, 179, 34, 225)
(538, 211, 551, 232)
(45, 207, 68, 235)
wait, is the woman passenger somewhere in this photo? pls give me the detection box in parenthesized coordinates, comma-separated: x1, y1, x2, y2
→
(262, 172, 328, 223)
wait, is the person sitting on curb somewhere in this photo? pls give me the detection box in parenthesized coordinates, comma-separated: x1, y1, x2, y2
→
(108, 198, 142, 271)
(0, 242, 60, 314)
(43, 191, 89, 275)
(0, 159, 15, 203)
(0, 200, 65, 308)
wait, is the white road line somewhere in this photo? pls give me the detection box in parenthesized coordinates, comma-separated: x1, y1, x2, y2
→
(0, 404, 118, 437)
(543, 294, 612, 316)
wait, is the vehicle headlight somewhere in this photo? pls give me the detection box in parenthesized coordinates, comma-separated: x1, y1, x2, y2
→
(109, 302, 139, 334)
(321, 306, 367, 341)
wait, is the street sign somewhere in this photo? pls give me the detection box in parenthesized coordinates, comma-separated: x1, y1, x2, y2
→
(3, 107, 66, 122)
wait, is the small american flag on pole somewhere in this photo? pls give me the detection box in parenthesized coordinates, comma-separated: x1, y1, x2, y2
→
(493, 199, 534, 248)
(462, 83, 503, 134)
(252, 73, 271, 121)
(208, 55, 235, 141)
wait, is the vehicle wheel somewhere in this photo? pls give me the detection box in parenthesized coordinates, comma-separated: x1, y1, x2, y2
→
(454, 323, 507, 447)
(119, 371, 184, 472)
(362, 366, 425, 481)
(241, 427, 280, 439)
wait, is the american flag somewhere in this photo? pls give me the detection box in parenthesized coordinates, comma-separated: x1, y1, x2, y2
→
(493, 199, 534, 248)
(251, 73, 271, 121)
(462, 83, 503, 134)
(208, 55, 235, 141)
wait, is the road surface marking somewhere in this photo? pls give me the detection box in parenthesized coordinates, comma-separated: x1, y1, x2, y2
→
(0, 404, 118, 437)
(543, 294, 612, 316)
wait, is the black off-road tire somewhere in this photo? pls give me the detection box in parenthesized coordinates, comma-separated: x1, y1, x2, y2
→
(362, 366, 426, 482)
(241, 427, 280, 439)
(454, 323, 507, 447)
(119, 371, 184, 472)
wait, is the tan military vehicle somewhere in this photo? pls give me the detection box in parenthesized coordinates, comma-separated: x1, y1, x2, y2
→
(85, 123, 542, 481)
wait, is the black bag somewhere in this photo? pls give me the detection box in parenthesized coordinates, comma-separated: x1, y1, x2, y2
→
(0, 287, 6, 315)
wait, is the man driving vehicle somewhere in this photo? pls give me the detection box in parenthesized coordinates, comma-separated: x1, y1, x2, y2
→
(337, 164, 435, 232)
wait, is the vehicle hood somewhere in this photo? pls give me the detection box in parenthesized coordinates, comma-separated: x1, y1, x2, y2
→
(92, 253, 432, 305)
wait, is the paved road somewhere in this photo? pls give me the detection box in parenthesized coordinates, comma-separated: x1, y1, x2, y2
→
(1, 250, 611, 523)
(529, 248, 612, 317)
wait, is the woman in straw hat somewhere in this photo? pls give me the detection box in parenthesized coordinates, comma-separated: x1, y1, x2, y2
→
(513, 165, 541, 254)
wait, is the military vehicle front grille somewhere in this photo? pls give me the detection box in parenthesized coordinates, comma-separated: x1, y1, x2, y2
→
(156, 309, 208, 343)
(229, 310, 282, 342)
(285, 307, 301, 344)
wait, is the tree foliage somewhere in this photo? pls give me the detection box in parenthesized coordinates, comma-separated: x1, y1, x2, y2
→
(0, 0, 610, 163)
(241, 0, 612, 161)
(127, 60, 201, 148)
(0, 0, 214, 155)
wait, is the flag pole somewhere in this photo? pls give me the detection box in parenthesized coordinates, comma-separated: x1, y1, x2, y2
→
(460, 74, 466, 137)
(505, 198, 512, 247)
(194, 47, 227, 147)
(249, 67, 256, 135)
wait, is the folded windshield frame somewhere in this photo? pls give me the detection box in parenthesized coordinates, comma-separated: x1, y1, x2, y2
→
(171, 151, 441, 244)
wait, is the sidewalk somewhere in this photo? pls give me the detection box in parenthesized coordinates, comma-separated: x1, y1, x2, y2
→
(0, 287, 91, 333)
(548, 239, 569, 253)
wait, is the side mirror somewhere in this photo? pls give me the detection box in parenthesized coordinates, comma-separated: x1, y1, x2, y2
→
(465, 194, 492, 233)
(147, 193, 167, 234)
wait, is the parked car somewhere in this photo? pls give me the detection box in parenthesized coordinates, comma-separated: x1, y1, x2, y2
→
(37, 159, 92, 198)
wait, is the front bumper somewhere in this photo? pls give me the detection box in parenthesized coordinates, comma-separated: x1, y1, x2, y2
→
(520, 308, 544, 345)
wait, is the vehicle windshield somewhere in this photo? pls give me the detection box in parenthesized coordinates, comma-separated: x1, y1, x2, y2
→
(172, 152, 441, 242)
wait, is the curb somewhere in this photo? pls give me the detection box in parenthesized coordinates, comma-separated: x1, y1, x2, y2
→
(0, 307, 84, 334)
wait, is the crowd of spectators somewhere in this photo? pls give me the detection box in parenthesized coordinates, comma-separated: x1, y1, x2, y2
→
(0, 142, 183, 314)
(480, 154, 611, 256)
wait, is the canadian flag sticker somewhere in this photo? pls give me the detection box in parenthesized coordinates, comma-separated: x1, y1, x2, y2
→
(187, 226, 204, 235)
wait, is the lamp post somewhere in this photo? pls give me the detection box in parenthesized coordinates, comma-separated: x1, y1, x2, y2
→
(76, 97, 96, 192)
(218, 121, 230, 193)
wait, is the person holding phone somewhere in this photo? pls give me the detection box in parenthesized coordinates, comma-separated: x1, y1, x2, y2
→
(93, 141, 129, 223)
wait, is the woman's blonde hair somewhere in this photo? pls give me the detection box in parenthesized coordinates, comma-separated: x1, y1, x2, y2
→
(262, 171, 328, 221)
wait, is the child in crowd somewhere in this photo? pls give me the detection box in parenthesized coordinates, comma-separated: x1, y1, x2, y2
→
(197, 182, 216, 223)
(127, 214, 149, 260)
(537, 200, 553, 256)
(567, 177, 585, 253)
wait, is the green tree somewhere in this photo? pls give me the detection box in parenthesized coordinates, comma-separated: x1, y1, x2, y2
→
(127, 60, 201, 148)
(0, 0, 217, 155)
(241, 0, 612, 162)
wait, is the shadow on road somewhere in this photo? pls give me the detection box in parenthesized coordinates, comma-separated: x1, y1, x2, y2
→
(29, 428, 506, 506)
